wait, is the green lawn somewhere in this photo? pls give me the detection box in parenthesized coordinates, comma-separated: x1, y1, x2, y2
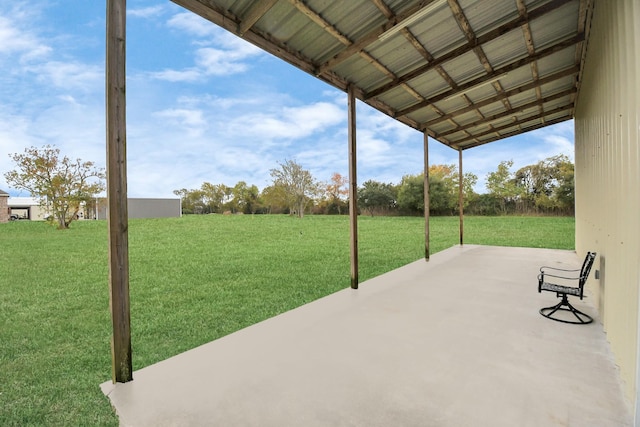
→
(0, 215, 574, 426)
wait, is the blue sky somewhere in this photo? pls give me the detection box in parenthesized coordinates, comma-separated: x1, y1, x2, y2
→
(0, 1, 575, 198)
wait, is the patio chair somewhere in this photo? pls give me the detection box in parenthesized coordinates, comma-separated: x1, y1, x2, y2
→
(538, 252, 596, 324)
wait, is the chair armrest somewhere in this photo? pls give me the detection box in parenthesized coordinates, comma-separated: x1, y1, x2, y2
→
(540, 272, 580, 281)
(539, 266, 581, 280)
(539, 266, 581, 274)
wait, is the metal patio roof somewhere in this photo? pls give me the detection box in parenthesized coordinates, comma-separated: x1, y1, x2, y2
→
(170, 0, 593, 150)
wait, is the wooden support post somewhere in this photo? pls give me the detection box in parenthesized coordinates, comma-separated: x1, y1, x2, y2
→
(106, 0, 132, 383)
(348, 85, 359, 289)
(424, 133, 430, 261)
(458, 148, 464, 246)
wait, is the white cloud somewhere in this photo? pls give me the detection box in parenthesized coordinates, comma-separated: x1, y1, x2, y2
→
(115, 94, 352, 196)
(224, 102, 345, 142)
(0, 100, 106, 194)
(150, 45, 261, 81)
(0, 13, 51, 63)
(176, 94, 267, 110)
(358, 133, 392, 163)
(287, 102, 344, 126)
(530, 121, 575, 161)
(167, 12, 216, 38)
(151, 68, 202, 82)
(26, 61, 103, 92)
(122, 127, 280, 196)
(153, 12, 263, 81)
(166, 11, 263, 58)
(212, 31, 262, 56)
(358, 107, 415, 144)
(194, 47, 252, 75)
(156, 38, 262, 80)
(128, 5, 166, 19)
(154, 108, 207, 137)
(544, 134, 574, 158)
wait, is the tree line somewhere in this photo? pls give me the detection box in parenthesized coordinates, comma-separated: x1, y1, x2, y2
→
(176, 155, 574, 217)
(174, 160, 350, 218)
(3, 146, 574, 230)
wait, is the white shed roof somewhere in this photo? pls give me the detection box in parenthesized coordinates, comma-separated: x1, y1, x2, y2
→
(8, 197, 40, 207)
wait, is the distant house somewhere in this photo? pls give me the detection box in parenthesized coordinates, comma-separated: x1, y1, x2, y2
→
(95, 198, 181, 220)
(0, 189, 9, 223)
(7, 197, 49, 221)
(2, 196, 179, 221)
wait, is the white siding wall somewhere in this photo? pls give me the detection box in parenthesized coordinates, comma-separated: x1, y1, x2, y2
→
(574, 0, 640, 406)
(96, 198, 182, 220)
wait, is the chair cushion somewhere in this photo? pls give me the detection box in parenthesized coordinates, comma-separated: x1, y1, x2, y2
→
(540, 282, 581, 296)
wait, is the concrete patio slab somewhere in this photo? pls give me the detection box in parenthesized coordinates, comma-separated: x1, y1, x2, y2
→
(101, 245, 632, 426)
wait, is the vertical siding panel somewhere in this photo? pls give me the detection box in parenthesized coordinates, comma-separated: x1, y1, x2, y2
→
(619, 0, 632, 371)
(575, 0, 640, 405)
(625, 1, 640, 411)
(609, 0, 619, 351)
(635, 0, 640, 413)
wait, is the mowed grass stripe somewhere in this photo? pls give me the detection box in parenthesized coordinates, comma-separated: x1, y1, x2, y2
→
(0, 215, 574, 426)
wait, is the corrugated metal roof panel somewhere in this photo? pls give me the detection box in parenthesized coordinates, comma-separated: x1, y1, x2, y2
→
(402, 68, 452, 100)
(219, 0, 247, 14)
(406, 110, 435, 125)
(530, 2, 580, 45)
(506, 89, 538, 107)
(501, 66, 535, 90)
(439, 50, 486, 86)
(368, 37, 430, 78)
(375, 82, 421, 105)
(412, 12, 466, 58)
(460, 0, 519, 34)
(482, 30, 528, 69)
(536, 47, 578, 74)
(326, 1, 383, 41)
(173, 0, 593, 149)
(454, 109, 482, 125)
(435, 95, 473, 113)
(477, 101, 509, 117)
(335, 59, 386, 90)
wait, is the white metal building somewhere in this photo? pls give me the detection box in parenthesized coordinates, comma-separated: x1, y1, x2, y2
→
(7, 197, 49, 221)
(95, 198, 182, 220)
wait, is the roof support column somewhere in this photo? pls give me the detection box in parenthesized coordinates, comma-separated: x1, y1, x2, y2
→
(348, 85, 359, 289)
(458, 148, 464, 246)
(424, 133, 430, 261)
(106, 0, 132, 383)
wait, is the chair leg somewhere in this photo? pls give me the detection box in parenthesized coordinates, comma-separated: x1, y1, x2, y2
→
(540, 294, 593, 324)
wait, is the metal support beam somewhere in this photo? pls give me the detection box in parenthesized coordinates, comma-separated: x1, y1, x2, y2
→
(458, 149, 464, 246)
(348, 85, 359, 289)
(424, 133, 430, 261)
(106, 0, 132, 383)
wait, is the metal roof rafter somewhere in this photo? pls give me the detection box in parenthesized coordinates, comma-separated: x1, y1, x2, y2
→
(364, 0, 574, 100)
(421, 65, 579, 128)
(436, 88, 578, 138)
(398, 33, 584, 118)
(452, 102, 574, 145)
(462, 116, 572, 149)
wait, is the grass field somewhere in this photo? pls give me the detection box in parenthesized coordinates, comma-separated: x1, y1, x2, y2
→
(0, 215, 574, 426)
